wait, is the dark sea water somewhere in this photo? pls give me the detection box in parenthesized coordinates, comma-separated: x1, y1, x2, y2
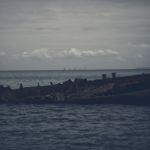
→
(0, 70, 150, 150)
(0, 104, 150, 150)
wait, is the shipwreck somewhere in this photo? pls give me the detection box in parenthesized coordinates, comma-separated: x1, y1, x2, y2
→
(0, 73, 150, 105)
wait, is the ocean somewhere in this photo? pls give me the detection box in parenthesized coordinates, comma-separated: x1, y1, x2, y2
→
(0, 70, 150, 150)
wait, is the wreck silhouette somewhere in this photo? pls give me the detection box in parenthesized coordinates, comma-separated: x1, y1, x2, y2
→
(0, 73, 150, 105)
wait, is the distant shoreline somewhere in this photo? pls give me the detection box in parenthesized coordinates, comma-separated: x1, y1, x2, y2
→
(0, 68, 150, 72)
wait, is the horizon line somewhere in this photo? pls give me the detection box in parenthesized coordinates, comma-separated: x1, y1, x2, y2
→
(0, 68, 150, 71)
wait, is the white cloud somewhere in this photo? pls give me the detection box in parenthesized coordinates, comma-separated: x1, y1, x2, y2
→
(63, 48, 120, 57)
(22, 48, 52, 59)
(22, 48, 120, 59)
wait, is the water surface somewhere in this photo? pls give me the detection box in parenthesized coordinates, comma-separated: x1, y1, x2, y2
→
(0, 104, 150, 150)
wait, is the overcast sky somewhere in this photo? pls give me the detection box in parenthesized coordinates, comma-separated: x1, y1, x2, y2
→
(0, 0, 150, 70)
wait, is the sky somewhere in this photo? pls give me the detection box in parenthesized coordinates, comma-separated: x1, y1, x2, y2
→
(0, 0, 150, 70)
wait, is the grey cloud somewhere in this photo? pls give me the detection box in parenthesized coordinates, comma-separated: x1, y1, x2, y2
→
(137, 54, 144, 59)
(129, 43, 150, 48)
(0, 0, 150, 70)
(91, 0, 150, 7)
(0, 51, 6, 56)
